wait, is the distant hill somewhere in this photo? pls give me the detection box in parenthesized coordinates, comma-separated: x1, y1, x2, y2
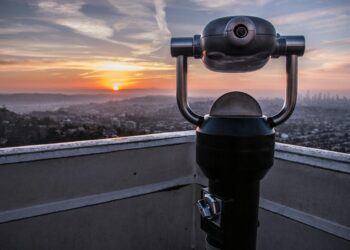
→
(0, 93, 122, 113)
(0, 93, 119, 103)
(0, 106, 20, 120)
(0, 91, 175, 113)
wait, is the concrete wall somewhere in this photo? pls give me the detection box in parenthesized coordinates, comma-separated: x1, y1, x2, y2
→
(0, 186, 196, 250)
(0, 132, 203, 250)
(0, 131, 349, 250)
(258, 158, 350, 250)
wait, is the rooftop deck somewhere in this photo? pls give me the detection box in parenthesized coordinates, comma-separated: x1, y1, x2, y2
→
(0, 131, 349, 249)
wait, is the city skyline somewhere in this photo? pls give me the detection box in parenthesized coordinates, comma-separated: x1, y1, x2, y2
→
(0, 0, 349, 96)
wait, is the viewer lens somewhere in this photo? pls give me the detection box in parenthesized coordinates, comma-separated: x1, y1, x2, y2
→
(234, 25, 248, 38)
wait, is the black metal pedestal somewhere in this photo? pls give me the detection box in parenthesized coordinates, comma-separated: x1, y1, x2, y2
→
(203, 180, 260, 250)
(196, 94, 275, 250)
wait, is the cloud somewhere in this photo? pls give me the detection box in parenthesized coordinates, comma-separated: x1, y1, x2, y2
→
(0, 0, 173, 80)
(0, 23, 53, 35)
(58, 19, 114, 38)
(108, 0, 171, 55)
(0, 39, 92, 59)
(301, 48, 350, 78)
(0, 56, 174, 72)
(0, 60, 19, 65)
(34, 0, 171, 56)
(35, 0, 115, 40)
(191, 0, 272, 9)
(322, 38, 350, 47)
(270, 5, 350, 31)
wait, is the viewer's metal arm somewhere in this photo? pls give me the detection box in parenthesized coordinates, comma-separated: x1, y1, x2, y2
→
(268, 55, 298, 127)
(176, 56, 203, 125)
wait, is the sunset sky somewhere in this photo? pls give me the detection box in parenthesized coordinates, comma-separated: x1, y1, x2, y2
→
(0, 0, 349, 97)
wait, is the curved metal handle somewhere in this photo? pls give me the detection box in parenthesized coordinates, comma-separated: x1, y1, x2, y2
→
(176, 56, 203, 125)
(268, 55, 298, 127)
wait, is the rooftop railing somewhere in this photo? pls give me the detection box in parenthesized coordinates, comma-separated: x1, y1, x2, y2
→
(0, 131, 349, 249)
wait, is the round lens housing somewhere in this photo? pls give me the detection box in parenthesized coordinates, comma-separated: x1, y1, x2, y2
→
(234, 24, 248, 38)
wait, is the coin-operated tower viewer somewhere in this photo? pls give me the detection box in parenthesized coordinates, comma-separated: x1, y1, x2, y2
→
(170, 16, 305, 250)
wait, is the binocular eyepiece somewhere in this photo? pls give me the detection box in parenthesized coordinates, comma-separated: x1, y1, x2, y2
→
(171, 16, 305, 72)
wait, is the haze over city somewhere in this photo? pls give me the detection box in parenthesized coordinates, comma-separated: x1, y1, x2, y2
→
(0, 0, 349, 97)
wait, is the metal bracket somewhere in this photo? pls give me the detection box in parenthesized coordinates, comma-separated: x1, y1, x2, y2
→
(176, 54, 299, 127)
(197, 188, 222, 227)
(268, 54, 298, 126)
(176, 56, 204, 126)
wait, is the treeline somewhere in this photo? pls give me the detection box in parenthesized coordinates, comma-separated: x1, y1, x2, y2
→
(0, 107, 111, 147)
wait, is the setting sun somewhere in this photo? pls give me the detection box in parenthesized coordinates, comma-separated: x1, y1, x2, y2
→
(113, 84, 121, 91)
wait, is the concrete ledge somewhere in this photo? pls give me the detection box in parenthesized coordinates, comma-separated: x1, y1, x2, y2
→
(0, 131, 195, 165)
(1, 131, 348, 174)
(275, 143, 350, 174)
